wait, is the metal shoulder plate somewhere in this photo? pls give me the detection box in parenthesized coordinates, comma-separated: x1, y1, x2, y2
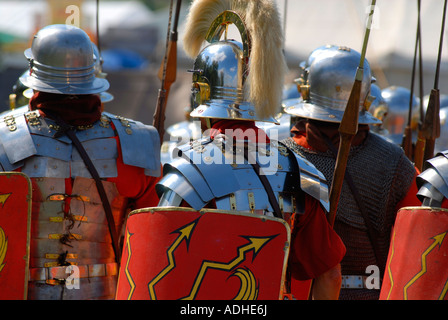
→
(417, 151, 448, 206)
(275, 140, 329, 211)
(0, 110, 36, 171)
(0, 110, 160, 177)
(156, 136, 329, 213)
(156, 137, 240, 210)
(104, 112, 161, 177)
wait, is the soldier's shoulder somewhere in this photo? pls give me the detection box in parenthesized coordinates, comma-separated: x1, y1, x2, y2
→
(102, 112, 161, 176)
(417, 151, 448, 203)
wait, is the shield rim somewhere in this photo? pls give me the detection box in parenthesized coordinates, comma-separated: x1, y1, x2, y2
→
(398, 205, 448, 212)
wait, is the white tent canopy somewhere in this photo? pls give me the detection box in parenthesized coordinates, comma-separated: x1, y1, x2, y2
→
(0, 0, 156, 39)
(268, 0, 448, 91)
(277, 0, 448, 63)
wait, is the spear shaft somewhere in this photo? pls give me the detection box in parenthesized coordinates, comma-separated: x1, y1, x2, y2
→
(420, 0, 446, 163)
(153, 0, 182, 144)
(327, 0, 376, 227)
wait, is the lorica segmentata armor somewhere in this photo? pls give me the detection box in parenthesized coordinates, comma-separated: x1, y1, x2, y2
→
(417, 150, 448, 207)
(157, 135, 329, 218)
(0, 109, 160, 299)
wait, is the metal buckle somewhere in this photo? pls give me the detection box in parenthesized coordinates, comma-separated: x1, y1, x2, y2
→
(341, 275, 366, 289)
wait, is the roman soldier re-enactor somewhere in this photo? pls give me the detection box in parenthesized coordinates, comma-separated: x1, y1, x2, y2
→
(380, 151, 448, 300)
(116, 0, 345, 300)
(282, 45, 421, 300)
(0, 24, 161, 299)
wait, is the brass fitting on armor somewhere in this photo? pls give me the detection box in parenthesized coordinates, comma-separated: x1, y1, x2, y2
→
(9, 94, 16, 110)
(294, 78, 310, 100)
(192, 82, 211, 105)
(364, 94, 376, 111)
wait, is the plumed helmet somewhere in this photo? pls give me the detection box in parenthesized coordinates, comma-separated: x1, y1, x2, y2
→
(20, 24, 109, 95)
(381, 86, 419, 135)
(283, 45, 380, 125)
(183, 0, 286, 123)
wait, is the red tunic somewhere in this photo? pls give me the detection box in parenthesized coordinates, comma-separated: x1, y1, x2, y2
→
(107, 135, 161, 209)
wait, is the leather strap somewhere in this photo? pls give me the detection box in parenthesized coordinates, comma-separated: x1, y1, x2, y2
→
(48, 112, 121, 264)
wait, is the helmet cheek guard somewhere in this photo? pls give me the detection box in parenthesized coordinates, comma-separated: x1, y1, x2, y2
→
(192, 81, 211, 106)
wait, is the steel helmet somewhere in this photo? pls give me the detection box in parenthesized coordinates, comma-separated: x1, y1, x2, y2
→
(283, 45, 380, 125)
(184, 0, 286, 124)
(297, 44, 339, 87)
(20, 24, 109, 95)
(381, 86, 419, 135)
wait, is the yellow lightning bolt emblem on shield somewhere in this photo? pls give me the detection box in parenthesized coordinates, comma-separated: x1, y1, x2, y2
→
(403, 231, 447, 300)
(0, 193, 11, 207)
(148, 219, 197, 300)
(124, 229, 135, 300)
(231, 267, 259, 300)
(0, 193, 11, 274)
(0, 227, 8, 273)
(181, 235, 274, 300)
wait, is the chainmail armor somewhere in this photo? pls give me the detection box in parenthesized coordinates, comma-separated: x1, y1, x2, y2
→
(282, 132, 416, 300)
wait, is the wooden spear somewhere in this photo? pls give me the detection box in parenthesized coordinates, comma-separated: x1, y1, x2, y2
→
(402, 0, 421, 162)
(413, 0, 427, 171)
(152, 0, 182, 144)
(327, 0, 376, 227)
(419, 0, 447, 163)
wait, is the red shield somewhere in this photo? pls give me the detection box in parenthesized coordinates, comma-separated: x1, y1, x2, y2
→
(0, 172, 32, 300)
(116, 207, 290, 300)
(380, 207, 448, 300)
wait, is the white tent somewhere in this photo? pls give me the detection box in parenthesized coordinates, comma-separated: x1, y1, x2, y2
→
(278, 0, 447, 61)
(0, 0, 156, 39)
(274, 0, 448, 91)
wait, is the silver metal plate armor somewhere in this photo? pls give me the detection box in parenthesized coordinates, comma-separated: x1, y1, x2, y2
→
(27, 176, 126, 300)
(0, 109, 161, 300)
(256, 113, 293, 141)
(156, 135, 329, 218)
(161, 120, 202, 164)
(417, 150, 448, 207)
(0, 110, 161, 177)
